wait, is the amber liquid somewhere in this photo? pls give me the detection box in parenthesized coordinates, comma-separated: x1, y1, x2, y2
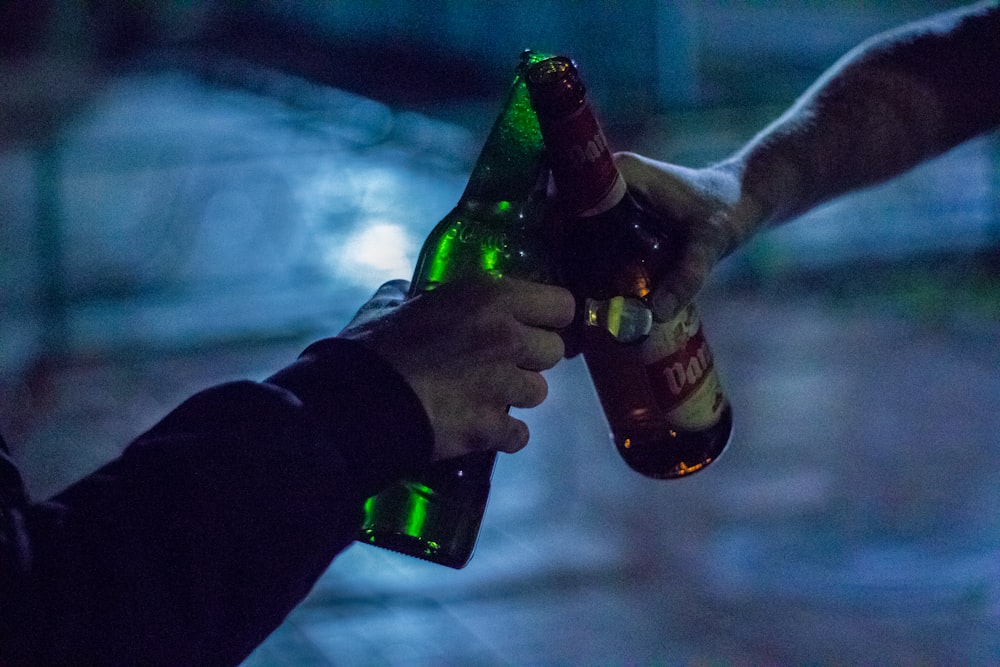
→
(583, 329, 732, 478)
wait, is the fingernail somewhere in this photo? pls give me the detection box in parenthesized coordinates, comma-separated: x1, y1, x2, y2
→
(651, 291, 678, 320)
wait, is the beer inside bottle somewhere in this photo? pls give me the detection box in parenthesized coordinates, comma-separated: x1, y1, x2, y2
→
(358, 51, 552, 568)
(584, 304, 733, 478)
(526, 55, 732, 479)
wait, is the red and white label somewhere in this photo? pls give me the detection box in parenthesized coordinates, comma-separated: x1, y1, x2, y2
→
(640, 304, 726, 430)
(646, 328, 714, 409)
(540, 105, 622, 217)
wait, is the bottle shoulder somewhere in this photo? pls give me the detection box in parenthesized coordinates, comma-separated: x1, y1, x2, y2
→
(413, 203, 555, 289)
(555, 193, 676, 301)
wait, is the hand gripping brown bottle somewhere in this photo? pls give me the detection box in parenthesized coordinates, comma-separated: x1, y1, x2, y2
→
(526, 56, 732, 478)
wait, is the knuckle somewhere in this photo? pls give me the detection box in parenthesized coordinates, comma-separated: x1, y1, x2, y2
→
(498, 320, 527, 355)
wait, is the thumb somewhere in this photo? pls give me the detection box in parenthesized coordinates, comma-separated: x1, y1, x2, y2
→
(615, 152, 704, 220)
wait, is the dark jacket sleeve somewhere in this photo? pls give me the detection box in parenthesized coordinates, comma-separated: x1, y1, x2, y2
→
(0, 338, 434, 666)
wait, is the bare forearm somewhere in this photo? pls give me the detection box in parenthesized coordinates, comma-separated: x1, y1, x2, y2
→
(725, 1, 1000, 232)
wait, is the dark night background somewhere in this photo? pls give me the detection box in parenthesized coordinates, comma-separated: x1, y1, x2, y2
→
(1, 2, 997, 664)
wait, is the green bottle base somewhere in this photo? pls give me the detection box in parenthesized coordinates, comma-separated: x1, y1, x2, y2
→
(359, 453, 494, 569)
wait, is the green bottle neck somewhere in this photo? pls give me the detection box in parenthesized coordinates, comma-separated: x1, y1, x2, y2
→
(460, 51, 550, 207)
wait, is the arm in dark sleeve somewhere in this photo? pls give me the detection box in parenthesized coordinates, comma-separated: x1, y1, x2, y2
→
(0, 338, 433, 666)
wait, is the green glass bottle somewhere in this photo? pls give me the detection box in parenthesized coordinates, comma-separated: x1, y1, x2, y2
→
(358, 51, 553, 568)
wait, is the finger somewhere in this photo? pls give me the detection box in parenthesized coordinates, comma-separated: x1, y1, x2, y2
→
(454, 409, 531, 456)
(516, 327, 566, 371)
(506, 368, 549, 410)
(490, 414, 531, 454)
(649, 286, 681, 321)
(648, 247, 712, 320)
(503, 279, 576, 329)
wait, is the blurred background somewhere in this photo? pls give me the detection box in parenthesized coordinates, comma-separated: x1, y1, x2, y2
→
(1, 1, 998, 664)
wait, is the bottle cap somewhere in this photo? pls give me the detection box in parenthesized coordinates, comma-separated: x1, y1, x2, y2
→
(525, 56, 586, 116)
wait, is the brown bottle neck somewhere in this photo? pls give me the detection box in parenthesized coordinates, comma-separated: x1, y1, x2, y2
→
(537, 99, 626, 218)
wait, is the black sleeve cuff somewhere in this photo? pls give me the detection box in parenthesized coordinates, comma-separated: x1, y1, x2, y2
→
(266, 337, 434, 499)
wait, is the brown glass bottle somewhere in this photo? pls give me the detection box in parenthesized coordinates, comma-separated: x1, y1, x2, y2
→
(526, 56, 732, 479)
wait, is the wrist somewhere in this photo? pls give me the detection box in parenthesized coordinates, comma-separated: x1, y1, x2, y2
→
(705, 159, 767, 258)
(268, 338, 435, 497)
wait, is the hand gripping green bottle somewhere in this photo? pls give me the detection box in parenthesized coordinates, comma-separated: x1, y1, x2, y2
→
(358, 51, 553, 568)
